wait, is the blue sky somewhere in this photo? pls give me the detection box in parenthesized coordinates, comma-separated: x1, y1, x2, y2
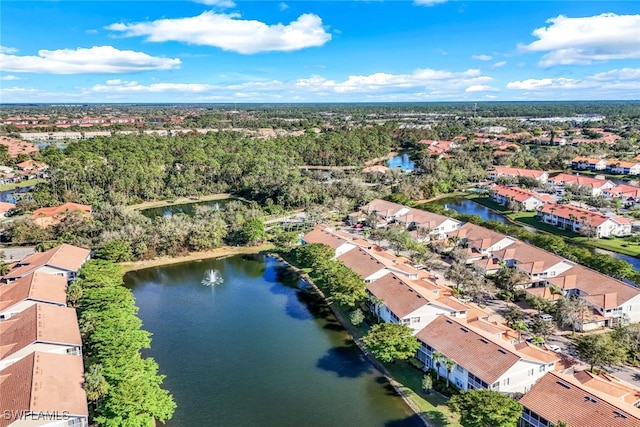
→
(1, 1, 639, 103)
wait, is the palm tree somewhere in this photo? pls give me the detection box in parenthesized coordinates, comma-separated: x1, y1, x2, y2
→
(444, 358, 457, 388)
(432, 351, 446, 380)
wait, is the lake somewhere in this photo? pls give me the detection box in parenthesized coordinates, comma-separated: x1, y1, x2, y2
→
(436, 197, 510, 224)
(141, 199, 232, 218)
(387, 152, 416, 172)
(0, 187, 32, 204)
(125, 255, 422, 427)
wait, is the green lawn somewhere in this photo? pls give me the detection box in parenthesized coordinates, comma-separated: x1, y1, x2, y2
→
(509, 212, 581, 238)
(385, 362, 462, 427)
(575, 236, 640, 257)
(0, 178, 45, 192)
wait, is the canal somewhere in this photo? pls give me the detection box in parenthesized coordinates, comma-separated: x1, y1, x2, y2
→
(141, 199, 233, 218)
(125, 255, 422, 427)
(435, 197, 510, 224)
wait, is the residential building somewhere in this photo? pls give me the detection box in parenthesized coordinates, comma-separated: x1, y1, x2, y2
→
(301, 226, 357, 257)
(447, 223, 516, 262)
(367, 275, 471, 333)
(359, 199, 411, 225)
(607, 160, 640, 176)
(571, 156, 608, 171)
(0, 352, 89, 427)
(529, 264, 640, 330)
(489, 167, 548, 182)
(605, 184, 640, 206)
(394, 208, 462, 239)
(0, 304, 82, 370)
(548, 173, 616, 197)
(337, 248, 389, 282)
(31, 202, 92, 228)
(490, 241, 575, 282)
(519, 371, 640, 427)
(0, 272, 67, 320)
(416, 315, 559, 394)
(490, 185, 555, 211)
(538, 203, 631, 238)
(2, 243, 91, 283)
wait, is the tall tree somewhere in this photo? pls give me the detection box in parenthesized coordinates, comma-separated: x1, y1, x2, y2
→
(449, 389, 522, 427)
(362, 323, 420, 363)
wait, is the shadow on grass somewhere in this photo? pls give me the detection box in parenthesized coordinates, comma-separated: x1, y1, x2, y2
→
(316, 343, 373, 378)
(424, 409, 453, 427)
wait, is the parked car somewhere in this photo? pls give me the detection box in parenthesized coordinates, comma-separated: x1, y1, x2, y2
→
(546, 344, 561, 353)
(539, 314, 553, 322)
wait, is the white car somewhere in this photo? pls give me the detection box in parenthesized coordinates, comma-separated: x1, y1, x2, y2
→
(546, 344, 561, 353)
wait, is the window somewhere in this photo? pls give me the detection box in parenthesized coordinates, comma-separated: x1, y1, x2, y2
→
(528, 368, 535, 376)
(539, 365, 546, 372)
(411, 317, 420, 324)
(67, 347, 81, 356)
(503, 377, 510, 386)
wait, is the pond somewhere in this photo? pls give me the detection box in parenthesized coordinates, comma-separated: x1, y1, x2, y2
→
(0, 187, 32, 204)
(141, 199, 233, 218)
(593, 248, 640, 272)
(387, 152, 416, 172)
(435, 197, 510, 224)
(125, 255, 422, 427)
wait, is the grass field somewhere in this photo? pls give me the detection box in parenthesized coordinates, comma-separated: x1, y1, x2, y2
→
(576, 236, 640, 257)
(0, 178, 45, 192)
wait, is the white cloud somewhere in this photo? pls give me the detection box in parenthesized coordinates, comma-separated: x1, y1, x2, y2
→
(193, 0, 236, 7)
(492, 61, 507, 68)
(472, 54, 492, 61)
(522, 13, 640, 67)
(0, 46, 18, 54)
(107, 11, 331, 54)
(506, 68, 640, 94)
(279, 2, 289, 11)
(465, 84, 498, 92)
(414, 0, 448, 6)
(0, 75, 21, 81)
(88, 67, 492, 100)
(0, 46, 181, 74)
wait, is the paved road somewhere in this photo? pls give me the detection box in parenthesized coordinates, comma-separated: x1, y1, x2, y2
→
(2, 246, 35, 262)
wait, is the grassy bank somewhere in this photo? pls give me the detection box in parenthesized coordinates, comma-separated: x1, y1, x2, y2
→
(121, 244, 274, 272)
(0, 178, 45, 192)
(125, 193, 232, 211)
(576, 237, 640, 258)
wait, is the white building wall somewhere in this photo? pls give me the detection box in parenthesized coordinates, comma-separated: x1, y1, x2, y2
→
(365, 269, 391, 283)
(335, 242, 356, 257)
(497, 359, 554, 394)
(0, 343, 81, 370)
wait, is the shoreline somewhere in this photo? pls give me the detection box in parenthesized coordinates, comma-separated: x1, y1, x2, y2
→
(270, 253, 433, 427)
(121, 244, 274, 272)
(125, 193, 232, 211)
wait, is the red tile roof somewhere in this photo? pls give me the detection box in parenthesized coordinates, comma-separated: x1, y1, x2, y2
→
(550, 173, 614, 189)
(31, 202, 92, 219)
(519, 371, 640, 427)
(540, 203, 627, 227)
(0, 352, 88, 427)
(3, 243, 90, 280)
(0, 272, 67, 312)
(301, 226, 347, 250)
(360, 199, 407, 218)
(491, 185, 550, 204)
(0, 304, 81, 361)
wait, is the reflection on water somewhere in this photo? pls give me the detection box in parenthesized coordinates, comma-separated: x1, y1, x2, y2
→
(125, 255, 421, 427)
(387, 152, 416, 172)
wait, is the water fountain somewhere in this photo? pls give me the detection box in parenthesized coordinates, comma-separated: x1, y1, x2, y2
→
(201, 269, 224, 286)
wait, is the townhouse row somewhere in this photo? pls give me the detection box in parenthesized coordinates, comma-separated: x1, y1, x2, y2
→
(572, 157, 640, 176)
(302, 224, 640, 426)
(0, 244, 91, 427)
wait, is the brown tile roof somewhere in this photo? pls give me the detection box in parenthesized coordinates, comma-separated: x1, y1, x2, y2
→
(366, 275, 430, 318)
(519, 372, 640, 427)
(492, 241, 567, 274)
(3, 243, 90, 280)
(337, 248, 386, 279)
(0, 352, 88, 427)
(573, 371, 640, 406)
(0, 136, 39, 157)
(396, 208, 457, 229)
(0, 272, 67, 312)
(548, 264, 640, 308)
(417, 316, 520, 384)
(448, 223, 512, 251)
(360, 199, 407, 218)
(0, 304, 81, 360)
(301, 226, 347, 250)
